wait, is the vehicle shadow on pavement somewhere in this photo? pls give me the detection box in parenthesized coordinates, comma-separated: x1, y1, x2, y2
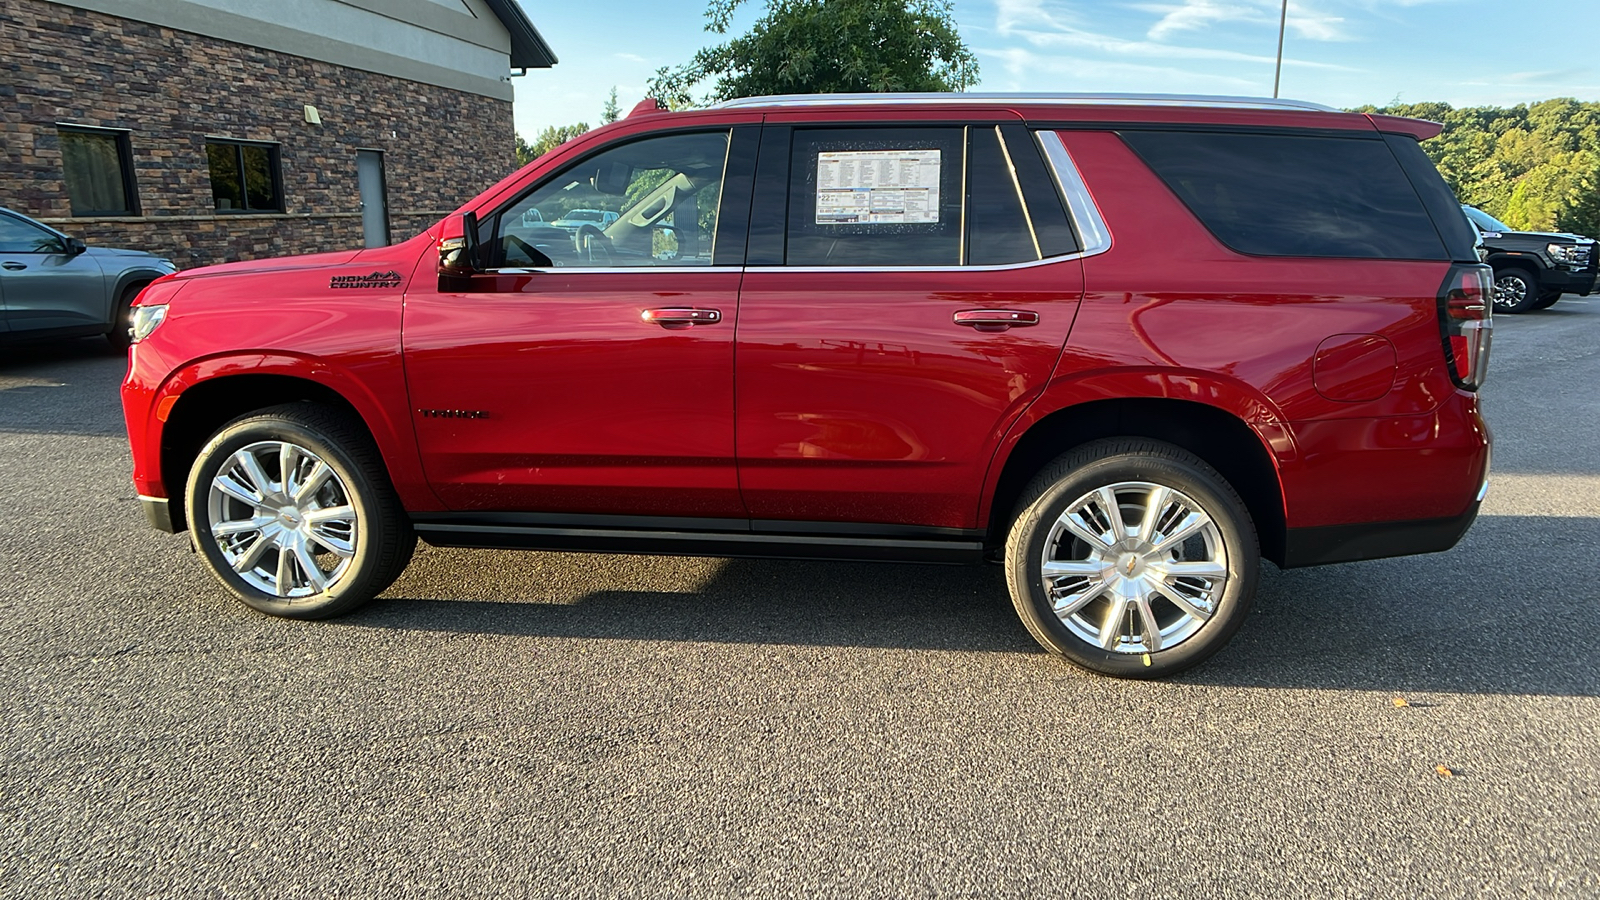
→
(1182, 513, 1600, 696)
(364, 554, 1040, 654)
(353, 513, 1600, 695)
(0, 337, 126, 437)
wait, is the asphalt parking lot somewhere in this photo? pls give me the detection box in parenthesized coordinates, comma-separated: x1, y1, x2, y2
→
(2, 298, 1597, 898)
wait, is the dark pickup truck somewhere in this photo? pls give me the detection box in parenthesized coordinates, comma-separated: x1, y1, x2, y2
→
(1462, 205, 1598, 313)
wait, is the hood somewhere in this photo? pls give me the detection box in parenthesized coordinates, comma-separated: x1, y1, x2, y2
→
(173, 248, 363, 280)
(84, 245, 162, 259)
(1485, 229, 1594, 243)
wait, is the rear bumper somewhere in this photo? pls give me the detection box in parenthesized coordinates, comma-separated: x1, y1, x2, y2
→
(1281, 501, 1479, 568)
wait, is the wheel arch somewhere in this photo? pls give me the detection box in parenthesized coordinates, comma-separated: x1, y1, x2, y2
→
(983, 396, 1290, 566)
(109, 268, 168, 325)
(150, 360, 432, 532)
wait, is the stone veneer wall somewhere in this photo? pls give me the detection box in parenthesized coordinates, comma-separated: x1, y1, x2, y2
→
(0, 0, 518, 268)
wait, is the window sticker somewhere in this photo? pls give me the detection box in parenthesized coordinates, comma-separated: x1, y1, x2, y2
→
(815, 149, 941, 224)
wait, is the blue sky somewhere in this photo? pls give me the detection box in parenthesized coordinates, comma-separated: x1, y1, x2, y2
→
(510, 0, 1600, 138)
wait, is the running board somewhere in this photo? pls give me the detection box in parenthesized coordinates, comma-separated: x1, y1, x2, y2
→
(410, 513, 986, 564)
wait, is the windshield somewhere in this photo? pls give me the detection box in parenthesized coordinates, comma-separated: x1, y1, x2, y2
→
(561, 210, 605, 222)
(1462, 206, 1512, 233)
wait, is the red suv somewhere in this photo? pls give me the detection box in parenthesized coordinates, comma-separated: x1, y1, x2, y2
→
(122, 93, 1492, 677)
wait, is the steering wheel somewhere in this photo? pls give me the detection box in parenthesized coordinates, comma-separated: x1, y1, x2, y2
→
(574, 224, 614, 265)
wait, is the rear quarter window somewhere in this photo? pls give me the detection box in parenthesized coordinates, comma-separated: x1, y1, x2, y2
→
(1121, 130, 1448, 260)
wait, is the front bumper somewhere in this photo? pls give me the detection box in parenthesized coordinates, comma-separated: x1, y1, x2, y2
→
(1545, 268, 1597, 296)
(139, 495, 179, 533)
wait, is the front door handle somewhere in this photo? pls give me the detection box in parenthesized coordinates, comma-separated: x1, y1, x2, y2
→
(1, 262, 25, 271)
(642, 307, 721, 329)
(953, 309, 1039, 332)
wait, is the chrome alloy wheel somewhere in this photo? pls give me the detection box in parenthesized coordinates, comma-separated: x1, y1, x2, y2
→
(1039, 481, 1227, 654)
(206, 440, 358, 598)
(1492, 273, 1528, 310)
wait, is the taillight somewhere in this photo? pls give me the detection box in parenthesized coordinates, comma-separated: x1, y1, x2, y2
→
(1438, 264, 1492, 390)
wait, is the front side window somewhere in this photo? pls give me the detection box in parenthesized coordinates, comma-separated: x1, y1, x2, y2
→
(0, 213, 65, 254)
(206, 140, 283, 212)
(59, 126, 138, 216)
(493, 130, 731, 268)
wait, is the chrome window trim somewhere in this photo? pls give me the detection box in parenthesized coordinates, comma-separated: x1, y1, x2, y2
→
(492, 255, 1084, 276)
(1036, 131, 1111, 258)
(490, 266, 733, 275)
(713, 92, 1338, 113)
(744, 254, 1081, 274)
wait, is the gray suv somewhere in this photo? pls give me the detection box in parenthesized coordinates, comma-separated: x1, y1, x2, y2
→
(0, 207, 176, 348)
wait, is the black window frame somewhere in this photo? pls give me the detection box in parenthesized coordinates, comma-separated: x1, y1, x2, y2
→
(750, 122, 1080, 269)
(57, 124, 140, 217)
(205, 138, 286, 214)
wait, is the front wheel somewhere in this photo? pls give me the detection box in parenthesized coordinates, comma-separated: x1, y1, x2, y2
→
(185, 403, 415, 618)
(1004, 439, 1260, 678)
(1491, 268, 1539, 313)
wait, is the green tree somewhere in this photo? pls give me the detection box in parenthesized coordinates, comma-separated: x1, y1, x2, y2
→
(1353, 98, 1600, 238)
(649, 0, 978, 106)
(515, 123, 591, 166)
(602, 87, 621, 124)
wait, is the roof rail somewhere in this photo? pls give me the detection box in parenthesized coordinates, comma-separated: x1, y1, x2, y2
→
(712, 92, 1339, 113)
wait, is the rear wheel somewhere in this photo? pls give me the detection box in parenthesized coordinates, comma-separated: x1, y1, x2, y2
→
(1004, 439, 1259, 678)
(185, 403, 415, 618)
(1491, 268, 1539, 313)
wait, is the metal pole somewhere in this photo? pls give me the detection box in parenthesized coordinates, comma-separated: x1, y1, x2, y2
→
(1273, 0, 1288, 98)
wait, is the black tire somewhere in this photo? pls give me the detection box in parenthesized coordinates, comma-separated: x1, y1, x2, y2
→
(1004, 438, 1260, 678)
(1491, 267, 1539, 313)
(1529, 291, 1561, 311)
(106, 284, 143, 351)
(184, 403, 415, 619)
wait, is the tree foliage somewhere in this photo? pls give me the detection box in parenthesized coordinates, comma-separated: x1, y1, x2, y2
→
(515, 123, 591, 166)
(602, 87, 621, 125)
(649, 0, 979, 106)
(1356, 98, 1600, 237)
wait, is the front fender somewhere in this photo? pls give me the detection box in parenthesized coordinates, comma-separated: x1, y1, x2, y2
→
(126, 349, 437, 513)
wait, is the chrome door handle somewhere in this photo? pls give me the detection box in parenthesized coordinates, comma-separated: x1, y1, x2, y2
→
(642, 307, 721, 329)
(953, 309, 1039, 332)
(1, 262, 25, 271)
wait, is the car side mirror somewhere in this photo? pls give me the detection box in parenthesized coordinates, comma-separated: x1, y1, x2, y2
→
(65, 237, 87, 256)
(439, 211, 483, 276)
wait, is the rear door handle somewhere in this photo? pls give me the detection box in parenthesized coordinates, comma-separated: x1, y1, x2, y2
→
(953, 309, 1039, 332)
(642, 307, 721, 329)
(1, 262, 25, 271)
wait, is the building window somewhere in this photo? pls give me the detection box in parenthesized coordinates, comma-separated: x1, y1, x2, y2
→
(206, 140, 283, 212)
(59, 126, 139, 216)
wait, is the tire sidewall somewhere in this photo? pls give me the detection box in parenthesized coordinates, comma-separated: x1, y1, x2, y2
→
(185, 412, 392, 618)
(1007, 450, 1259, 678)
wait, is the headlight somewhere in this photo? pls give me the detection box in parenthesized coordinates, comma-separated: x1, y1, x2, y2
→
(156, 258, 178, 272)
(1546, 243, 1592, 267)
(129, 304, 168, 343)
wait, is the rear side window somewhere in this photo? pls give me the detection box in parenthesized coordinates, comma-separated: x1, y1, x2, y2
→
(1122, 131, 1448, 260)
(787, 127, 964, 266)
